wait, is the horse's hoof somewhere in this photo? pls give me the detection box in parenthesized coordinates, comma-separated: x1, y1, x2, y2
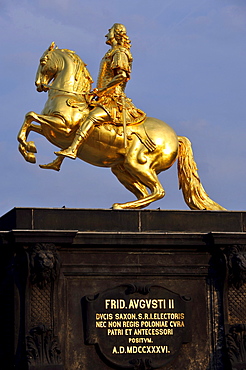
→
(112, 203, 123, 210)
(26, 141, 37, 153)
(26, 153, 36, 164)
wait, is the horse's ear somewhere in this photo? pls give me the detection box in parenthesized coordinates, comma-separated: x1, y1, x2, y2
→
(49, 42, 56, 51)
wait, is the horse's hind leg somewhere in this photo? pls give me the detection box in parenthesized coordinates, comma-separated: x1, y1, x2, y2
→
(111, 164, 149, 200)
(113, 168, 164, 209)
(113, 142, 165, 210)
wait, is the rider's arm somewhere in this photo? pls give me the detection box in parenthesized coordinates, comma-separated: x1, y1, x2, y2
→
(95, 49, 131, 97)
(96, 68, 129, 96)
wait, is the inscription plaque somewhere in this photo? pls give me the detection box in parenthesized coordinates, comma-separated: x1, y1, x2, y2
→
(84, 284, 191, 369)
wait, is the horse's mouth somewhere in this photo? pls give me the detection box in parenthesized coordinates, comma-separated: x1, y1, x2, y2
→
(36, 84, 48, 92)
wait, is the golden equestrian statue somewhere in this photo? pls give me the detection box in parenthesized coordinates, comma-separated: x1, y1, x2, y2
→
(17, 23, 226, 210)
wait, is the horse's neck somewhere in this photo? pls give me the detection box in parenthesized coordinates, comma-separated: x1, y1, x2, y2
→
(52, 62, 76, 92)
(52, 53, 87, 94)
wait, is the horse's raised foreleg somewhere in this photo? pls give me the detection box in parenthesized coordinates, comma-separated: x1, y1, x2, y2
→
(28, 112, 72, 135)
(18, 112, 43, 162)
(17, 111, 46, 163)
(18, 111, 72, 145)
(18, 111, 72, 163)
(18, 112, 40, 146)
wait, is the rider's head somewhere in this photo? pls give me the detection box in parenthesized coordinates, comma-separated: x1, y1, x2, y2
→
(106, 23, 131, 49)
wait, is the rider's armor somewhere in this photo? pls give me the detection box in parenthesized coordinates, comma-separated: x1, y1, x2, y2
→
(92, 47, 146, 126)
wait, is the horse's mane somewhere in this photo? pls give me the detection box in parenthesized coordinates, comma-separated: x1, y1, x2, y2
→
(59, 48, 93, 93)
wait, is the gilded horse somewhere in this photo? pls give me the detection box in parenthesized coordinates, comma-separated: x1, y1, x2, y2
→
(17, 43, 225, 210)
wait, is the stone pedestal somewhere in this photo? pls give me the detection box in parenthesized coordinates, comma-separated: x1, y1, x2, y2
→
(1, 208, 246, 369)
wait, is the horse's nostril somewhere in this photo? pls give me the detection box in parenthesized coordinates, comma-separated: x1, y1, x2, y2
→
(36, 84, 43, 92)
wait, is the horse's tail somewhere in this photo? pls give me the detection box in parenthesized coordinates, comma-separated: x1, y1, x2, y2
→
(177, 136, 226, 210)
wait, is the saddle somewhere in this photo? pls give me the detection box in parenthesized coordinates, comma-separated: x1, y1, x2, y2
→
(67, 99, 156, 152)
(102, 120, 156, 152)
(129, 122, 156, 152)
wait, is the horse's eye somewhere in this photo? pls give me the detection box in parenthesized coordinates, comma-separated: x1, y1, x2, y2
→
(40, 57, 47, 66)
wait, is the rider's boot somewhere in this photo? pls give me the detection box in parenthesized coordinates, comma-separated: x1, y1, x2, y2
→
(55, 117, 94, 159)
(39, 156, 64, 171)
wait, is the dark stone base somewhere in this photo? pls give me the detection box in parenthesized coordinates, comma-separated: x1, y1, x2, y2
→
(29, 367, 64, 370)
(1, 208, 246, 369)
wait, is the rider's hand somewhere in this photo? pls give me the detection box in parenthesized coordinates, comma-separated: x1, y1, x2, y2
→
(93, 87, 108, 98)
(92, 88, 99, 95)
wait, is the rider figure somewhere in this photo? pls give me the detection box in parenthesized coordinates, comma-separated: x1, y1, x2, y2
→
(55, 23, 146, 159)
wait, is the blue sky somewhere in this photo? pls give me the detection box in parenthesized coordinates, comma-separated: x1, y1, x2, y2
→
(0, 0, 245, 215)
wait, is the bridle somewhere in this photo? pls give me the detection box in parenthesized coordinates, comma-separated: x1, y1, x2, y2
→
(41, 83, 91, 96)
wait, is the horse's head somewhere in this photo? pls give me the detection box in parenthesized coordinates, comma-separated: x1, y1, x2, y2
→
(35, 42, 93, 94)
(35, 42, 59, 92)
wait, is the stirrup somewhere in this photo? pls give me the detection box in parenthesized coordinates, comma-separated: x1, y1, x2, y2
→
(54, 130, 89, 159)
(54, 147, 77, 159)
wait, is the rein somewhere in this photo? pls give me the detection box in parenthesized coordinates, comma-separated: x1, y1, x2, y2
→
(42, 83, 90, 96)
